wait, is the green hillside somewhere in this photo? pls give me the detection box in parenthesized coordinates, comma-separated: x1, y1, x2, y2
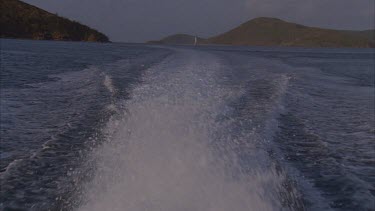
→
(0, 0, 109, 42)
(209, 17, 374, 48)
(147, 34, 206, 45)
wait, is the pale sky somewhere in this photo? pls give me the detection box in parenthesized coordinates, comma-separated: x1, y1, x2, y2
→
(23, 0, 375, 42)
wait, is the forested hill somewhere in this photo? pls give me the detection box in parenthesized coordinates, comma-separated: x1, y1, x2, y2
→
(0, 0, 109, 42)
(208, 17, 374, 48)
(148, 18, 374, 48)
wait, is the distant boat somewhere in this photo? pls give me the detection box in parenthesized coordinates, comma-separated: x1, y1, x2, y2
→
(194, 36, 197, 46)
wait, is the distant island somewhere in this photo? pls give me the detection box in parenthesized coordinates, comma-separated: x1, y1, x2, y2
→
(147, 34, 206, 45)
(1, 0, 109, 42)
(2, 0, 374, 47)
(149, 17, 375, 48)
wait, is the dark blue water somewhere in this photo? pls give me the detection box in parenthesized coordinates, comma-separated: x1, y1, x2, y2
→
(1, 39, 374, 211)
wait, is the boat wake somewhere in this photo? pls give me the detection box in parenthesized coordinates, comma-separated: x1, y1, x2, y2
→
(77, 49, 287, 211)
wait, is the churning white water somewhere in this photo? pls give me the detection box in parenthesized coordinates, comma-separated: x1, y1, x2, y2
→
(78, 49, 283, 211)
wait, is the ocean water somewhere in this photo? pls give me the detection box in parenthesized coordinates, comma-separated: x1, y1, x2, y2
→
(0, 39, 374, 211)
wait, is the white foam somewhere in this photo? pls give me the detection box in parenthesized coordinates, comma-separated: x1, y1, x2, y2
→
(78, 49, 283, 211)
(103, 74, 117, 96)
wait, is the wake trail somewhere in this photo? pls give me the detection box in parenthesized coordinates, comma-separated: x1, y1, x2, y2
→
(77, 49, 284, 211)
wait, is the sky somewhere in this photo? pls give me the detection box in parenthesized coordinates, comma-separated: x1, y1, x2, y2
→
(23, 0, 375, 42)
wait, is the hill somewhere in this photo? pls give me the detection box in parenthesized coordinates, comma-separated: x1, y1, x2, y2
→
(147, 34, 206, 45)
(0, 0, 109, 42)
(208, 17, 374, 48)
